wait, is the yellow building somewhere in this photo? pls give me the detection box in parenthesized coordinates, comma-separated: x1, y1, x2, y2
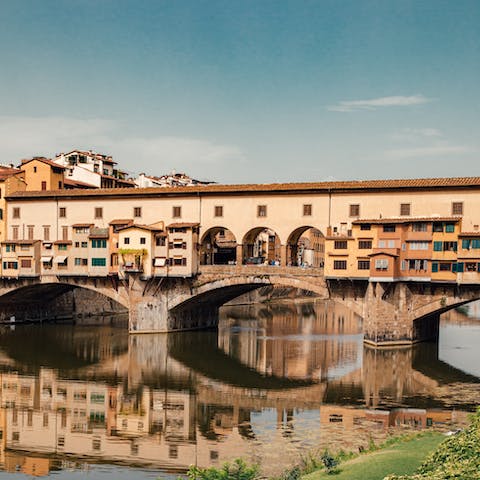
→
(0, 166, 26, 241)
(20, 157, 66, 191)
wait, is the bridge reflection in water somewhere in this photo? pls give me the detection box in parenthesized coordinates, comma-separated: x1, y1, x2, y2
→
(0, 301, 478, 478)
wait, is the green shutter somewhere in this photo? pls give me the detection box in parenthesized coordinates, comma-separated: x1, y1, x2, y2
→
(455, 262, 464, 273)
(473, 239, 480, 249)
(433, 241, 443, 251)
(452, 263, 457, 273)
(462, 239, 471, 249)
(431, 262, 439, 273)
(445, 224, 455, 233)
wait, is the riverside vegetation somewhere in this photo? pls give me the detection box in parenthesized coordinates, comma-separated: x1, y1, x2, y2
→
(181, 409, 480, 480)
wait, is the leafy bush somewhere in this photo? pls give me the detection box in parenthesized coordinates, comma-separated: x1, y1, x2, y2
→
(185, 459, 259, 480)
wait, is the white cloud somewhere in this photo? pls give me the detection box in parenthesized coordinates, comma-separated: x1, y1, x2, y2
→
(390, 127, 443, 142)
(386, 145, 473, 159)
(327, 95, 433, 112)
(0, 116, 244, 179)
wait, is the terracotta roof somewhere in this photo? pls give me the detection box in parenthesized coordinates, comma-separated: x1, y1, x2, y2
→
(101, 173, 135, 184)
(1, 239, 39, 245)
(89, 228, 109, 239)
(369, 251, 399, 257)
(109, 219, 133, 225)
(117, 224, 163, 232)
(0, 167, 22, 180)
(7, 176, 480, 200)
(20, 157, 66, 170)
(458, 232, 480, 237)
(167, 222, 200, 228)
(62, 150, 116, 163)
(54, 240, 72, 245)
(353, 216, 462, 225)
(64, 178, 96, 189)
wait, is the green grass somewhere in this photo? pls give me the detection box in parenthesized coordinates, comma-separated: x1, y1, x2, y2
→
(301, 432, 444, 480)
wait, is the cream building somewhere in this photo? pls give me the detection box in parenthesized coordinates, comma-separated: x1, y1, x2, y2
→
(2, 177, 480, 282)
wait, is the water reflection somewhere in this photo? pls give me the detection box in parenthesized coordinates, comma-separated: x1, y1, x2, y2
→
(0, 301, 477, 477)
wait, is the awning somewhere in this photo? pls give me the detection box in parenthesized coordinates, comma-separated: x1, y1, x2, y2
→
(54, 256, 68, 264)
(154, 257, 166, 267)
(43, 243, 52, 248)
(41, 256, 53, 262)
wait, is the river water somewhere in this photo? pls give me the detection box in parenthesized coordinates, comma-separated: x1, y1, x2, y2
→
(0, 300, 478, 478)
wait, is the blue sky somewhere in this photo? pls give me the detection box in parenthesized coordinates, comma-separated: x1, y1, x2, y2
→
(0, 0, 479, 183)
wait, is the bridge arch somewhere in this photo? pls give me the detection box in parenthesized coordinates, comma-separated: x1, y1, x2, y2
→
(241, 227, 281, 265)
(286, 226, 325, 267)
(200, 226, 238, 265)
(170, 272, 328, 312)
(0, 280, 129, 323)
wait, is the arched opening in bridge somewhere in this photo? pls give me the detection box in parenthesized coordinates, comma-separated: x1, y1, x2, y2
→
(200, 227, 237, 265)
(0, 283, 127, 324)
(242, 227, 281, 265)
(286, 226, 325, 267)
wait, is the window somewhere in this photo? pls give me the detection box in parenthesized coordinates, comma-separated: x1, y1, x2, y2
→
(214, 206, 223, 217)
(412, 222, 428, 232)
(409, 241, 429, 250)
(433, 222, 443, 232)
(169, 445, 178, 459)
(400, 203, 411, 216)
(257, 205, 267, 217)
(81, 241, 88, 248)
(452, 202, 463, 215)
(124, 237, 130, 245)
(349, 204, 360, 217)
(439, 263, 452, 272)
(445, 223, 455, 233)
(12, 207, 20, 218)
(358, 240, 372, 249)
(383, 224, 396, 232)
(375, 258, 389, 270)
(358, 260, 370, 270)
(465, 262, 477, 272)
(90, 393, 105, 403)
(360, 224, 371, 230)
(91, 239, 107, 248)
(59, 207, 66, 217)
(443, 241, 457, 252)
(433, 241, 443, 251)
(12, 226, 19, 240)
(74, 258, 88, 266)
(20, 259, 31, 268)
(27, 225, 34, 240)
(156, 236, 166, 246)
(333, 260, 347, 270)
(334, 240, 348, 249)
(140, 237, 146, 245)
(3, 261, 18, 269)
(58, 244, 68, 251)
(303, 204, 312, 216)
(172, 206, 182, 218)
(43, 226, 50, 241)
(92, 438, 101, 451)
(134, 207, 142, 217)
(62, 226, 68, 241)
(94, 207, 103, 219)
(41, 181, 47, 190)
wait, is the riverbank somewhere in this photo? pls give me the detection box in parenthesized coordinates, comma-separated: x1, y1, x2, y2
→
(301, 432, 443, 480)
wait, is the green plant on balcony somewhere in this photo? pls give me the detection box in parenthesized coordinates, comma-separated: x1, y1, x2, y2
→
(118, 248, 148, 271)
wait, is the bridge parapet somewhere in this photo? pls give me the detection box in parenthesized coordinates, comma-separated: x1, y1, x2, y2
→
(198, 265, 324, 278)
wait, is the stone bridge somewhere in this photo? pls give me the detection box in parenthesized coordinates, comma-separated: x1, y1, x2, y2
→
(0, 266, 480, 346)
